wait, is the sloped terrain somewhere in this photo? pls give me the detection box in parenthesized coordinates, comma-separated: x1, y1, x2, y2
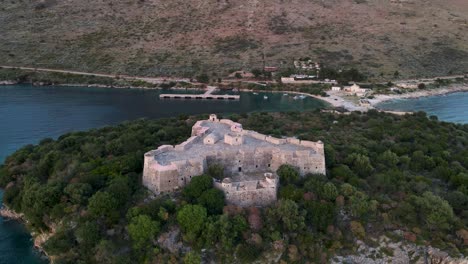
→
(1, 0, 467, 78)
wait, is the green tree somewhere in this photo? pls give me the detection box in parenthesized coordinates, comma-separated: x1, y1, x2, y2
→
(198, 188, 225, 215)
(64, 183, 93, 205)
(320, 182, 339, 201)
(183, 175, 213, 202)
(207, 164, 224, 180)
(251, 68, 263, 78)
(304, 201, 335, 232)
(107, 176, 132, 207)
(218, 214, 248, 251)
(268, 199, 305, 233)
(87, 191, 119, 223)
(184, 251, 201, 264)
(413, 192, 454, 231)
(128, 214, 161, 249)
(75, 221, 101, 250)
(197, 73, 210, 83)
(277, 165, 300, 185)
(377, 150, 399, 168)
(346, 153, 374, 177)
(349, 192, 370, 218)
(177, 204, 207, 241)
(279, 184, 305, 202)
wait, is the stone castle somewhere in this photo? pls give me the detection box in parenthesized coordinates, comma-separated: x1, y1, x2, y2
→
(143, 114, 326, 207)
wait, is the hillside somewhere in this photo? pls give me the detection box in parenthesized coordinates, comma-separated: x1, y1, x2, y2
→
(1, 0, 468, 78)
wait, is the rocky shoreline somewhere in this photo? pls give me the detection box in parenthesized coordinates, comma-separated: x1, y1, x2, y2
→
(0, 205, 24, 220)
(0, 205, 51, 262)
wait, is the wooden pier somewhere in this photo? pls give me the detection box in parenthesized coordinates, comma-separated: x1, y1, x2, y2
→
(159, 86, 240, 100)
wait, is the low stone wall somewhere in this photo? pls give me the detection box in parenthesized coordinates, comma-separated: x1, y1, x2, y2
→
(266, 136, 286, 145)
(225, 188, 276, 207)
(175, 136, 200, 151)
(244, 130, 267, 141)
(214, 179, 278, 207)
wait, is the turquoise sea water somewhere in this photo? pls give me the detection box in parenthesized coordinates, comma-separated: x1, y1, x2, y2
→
(376, 92, 468, 124)
(0, 84, 326, 263)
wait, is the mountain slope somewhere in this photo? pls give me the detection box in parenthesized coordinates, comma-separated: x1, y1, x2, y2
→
(1, 0, 467, 78)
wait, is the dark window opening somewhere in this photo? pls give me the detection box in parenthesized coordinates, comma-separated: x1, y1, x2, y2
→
(238, 167, 242, 172)
(268, 164, 271, 167)
(256, 165, 258, 168)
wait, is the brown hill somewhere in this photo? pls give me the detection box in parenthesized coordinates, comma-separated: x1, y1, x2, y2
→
(1, 0, 467, 79)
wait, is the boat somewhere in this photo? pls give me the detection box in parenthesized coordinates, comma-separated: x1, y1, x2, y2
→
(299, 95, 306, 99)
(293, 95, 299, 100)
(263, 96, 268, 100)
(253, 92, 258, 95)
(283, 93, 288, 96)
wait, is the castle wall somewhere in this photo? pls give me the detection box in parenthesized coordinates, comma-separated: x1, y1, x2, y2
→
(143, 114, 327, 205)
(266, 136, 286, 145)
(175, 136, 199, 151)
(224, 188, 277, 207)
(224, 134, 243, 146)
(214, 175, 278, 207)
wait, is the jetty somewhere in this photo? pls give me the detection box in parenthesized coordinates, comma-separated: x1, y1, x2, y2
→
(160, 86, 240, 100)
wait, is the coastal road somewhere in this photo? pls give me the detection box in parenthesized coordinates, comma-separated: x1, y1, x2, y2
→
(0, 65, 191, 84)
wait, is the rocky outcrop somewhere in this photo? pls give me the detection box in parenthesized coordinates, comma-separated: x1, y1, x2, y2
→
(0, 206, 24, 220)
(157, 227, 190, 255)
(331, 235, 468, 264)
(0, 80, 17, 85)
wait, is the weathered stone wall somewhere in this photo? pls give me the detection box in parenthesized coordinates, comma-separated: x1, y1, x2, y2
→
(214, 174, 278, 207)
(143, 114, 327, 203)
(224, 187, 277, 207)
(224, 133, 243, 146)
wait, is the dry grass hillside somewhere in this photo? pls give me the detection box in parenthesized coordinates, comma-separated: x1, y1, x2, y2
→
(1, 0, 467, 78)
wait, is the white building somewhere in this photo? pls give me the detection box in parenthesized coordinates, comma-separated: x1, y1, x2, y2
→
(331, 86, 341, 91)
(344, 84, 369, 97)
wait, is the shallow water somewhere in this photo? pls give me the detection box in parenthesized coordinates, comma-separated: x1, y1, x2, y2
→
(376, 92, 468, 124)
(0, 84, 326, 263)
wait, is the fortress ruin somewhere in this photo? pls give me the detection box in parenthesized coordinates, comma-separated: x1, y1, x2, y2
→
(143, 114, 326, 207)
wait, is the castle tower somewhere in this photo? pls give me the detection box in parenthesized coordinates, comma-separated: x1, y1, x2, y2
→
(209, 114, 219, 122)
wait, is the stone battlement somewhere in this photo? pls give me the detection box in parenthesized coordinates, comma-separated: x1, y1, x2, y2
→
(143, 114, 326, 206)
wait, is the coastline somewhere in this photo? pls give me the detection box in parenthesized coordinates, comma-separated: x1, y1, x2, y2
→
(320, 84, 468, 114)
(2, 79, 468, 115)
(0, 204, 51, 262)
(369, 85, 468, 106)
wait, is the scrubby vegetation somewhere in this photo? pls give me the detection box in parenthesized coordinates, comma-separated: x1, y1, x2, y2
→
(1, 111, 467, 263)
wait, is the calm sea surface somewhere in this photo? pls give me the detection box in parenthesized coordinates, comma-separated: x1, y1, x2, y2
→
(0, 84, 326, 263)
(377, 92, 468, 124)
